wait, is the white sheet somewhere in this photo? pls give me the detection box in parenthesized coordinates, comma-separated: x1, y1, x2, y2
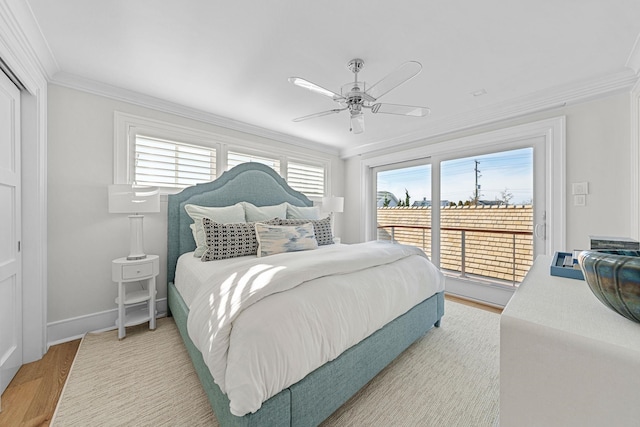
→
(177, 241, 445, 416)
(175, 251, 257, 307)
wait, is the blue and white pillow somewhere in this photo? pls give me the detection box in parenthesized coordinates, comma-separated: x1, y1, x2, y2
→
(255, 222, 318, 257)
(278, 215, 333, 246)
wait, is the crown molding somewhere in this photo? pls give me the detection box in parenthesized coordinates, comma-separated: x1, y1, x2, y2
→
(49, 66, 638, 162)
(50, 72, 340, 157)
(340, 69, 639, 158)
(626, 32, 640, 75)
(0, 0, 58, 87)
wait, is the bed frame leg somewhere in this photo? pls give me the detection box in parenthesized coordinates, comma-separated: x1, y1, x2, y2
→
(434, 319, 441, 328)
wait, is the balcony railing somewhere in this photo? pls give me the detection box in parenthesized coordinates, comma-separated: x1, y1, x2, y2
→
(377, 224, 534, 285)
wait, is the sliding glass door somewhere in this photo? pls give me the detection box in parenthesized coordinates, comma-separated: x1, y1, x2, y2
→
(440, 148, 534, 285)
(376, 162, 432, 258)
(373, 139, 546, 305)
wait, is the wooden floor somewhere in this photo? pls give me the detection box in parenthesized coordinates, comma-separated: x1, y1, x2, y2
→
(0, 296, 501, 426)
(0, 339, 80, 427)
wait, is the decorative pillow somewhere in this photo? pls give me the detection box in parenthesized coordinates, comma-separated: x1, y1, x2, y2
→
(185, 203, 246, 257)
(242, 202, 287, 222)
(255, 222, 318, 257)
(201, 218, 279, 261)
(285, 203, 321, 220)
(279, 215, 334, 246)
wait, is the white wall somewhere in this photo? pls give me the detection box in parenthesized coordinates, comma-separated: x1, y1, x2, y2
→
(46, 84, 344, 340)
(46, 85, 634, 338)
(343, 92, 633, 253)
(563, 94, 631, 249)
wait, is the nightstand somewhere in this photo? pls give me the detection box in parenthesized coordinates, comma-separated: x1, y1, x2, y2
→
(111, 254, 159, 339)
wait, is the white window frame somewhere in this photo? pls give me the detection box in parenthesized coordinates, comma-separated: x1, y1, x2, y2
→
(133, 134, 217, 189)
(114, 112, 333, 198)
(225, 146, 284, 174)
(361, 116, 566, 256)
(115, 112, 223, 193)
(286, 157, 328, 201)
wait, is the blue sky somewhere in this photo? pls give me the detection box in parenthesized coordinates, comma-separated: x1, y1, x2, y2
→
(377, 147, 533, 205)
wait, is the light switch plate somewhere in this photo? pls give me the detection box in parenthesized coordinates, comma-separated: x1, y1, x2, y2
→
(574, 195, 586, 206)
(572, 182, 589, 195)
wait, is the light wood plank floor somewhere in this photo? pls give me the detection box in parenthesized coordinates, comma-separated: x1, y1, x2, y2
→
(0, 296, 501, 426)
(0, 339, 80, 427)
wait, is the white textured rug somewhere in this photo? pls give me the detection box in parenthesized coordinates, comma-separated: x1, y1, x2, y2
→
(53, 301, 500, 426)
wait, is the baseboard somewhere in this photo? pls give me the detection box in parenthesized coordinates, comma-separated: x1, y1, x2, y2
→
(444, 277, 515, 307)
(47, 298, 168, 347)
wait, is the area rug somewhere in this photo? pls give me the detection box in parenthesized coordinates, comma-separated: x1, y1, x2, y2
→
(52, 300, 500, 426)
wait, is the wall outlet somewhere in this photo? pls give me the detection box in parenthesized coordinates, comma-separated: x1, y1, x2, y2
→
(572, 182, 589, 195)
(574, 195, 586, 206)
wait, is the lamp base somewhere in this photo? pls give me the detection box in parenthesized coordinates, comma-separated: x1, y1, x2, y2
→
(128, 215, 147, 261)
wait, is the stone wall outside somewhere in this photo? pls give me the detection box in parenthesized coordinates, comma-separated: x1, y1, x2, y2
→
(377, 205, 534, 283)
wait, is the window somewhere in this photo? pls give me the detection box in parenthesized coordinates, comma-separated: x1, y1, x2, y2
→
(287, 160, 325, 198)
(227, 150, 280, 173)
(363, 117, 566, 306)
(134, 135, 215, 188)
(439, 148, 534, 284)
(114, 112, 332, 198)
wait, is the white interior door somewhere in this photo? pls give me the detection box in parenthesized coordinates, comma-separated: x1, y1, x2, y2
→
(0, 68, 22, 397)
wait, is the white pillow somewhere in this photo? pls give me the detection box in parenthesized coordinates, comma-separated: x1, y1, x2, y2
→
(255, 222, 318, 257)
(184, 203, 245, 257)
(285, 203, 321, 220)
(242, 202, 287, 222)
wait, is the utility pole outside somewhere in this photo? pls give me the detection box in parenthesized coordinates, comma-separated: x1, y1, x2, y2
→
(474, 160, 481, 204)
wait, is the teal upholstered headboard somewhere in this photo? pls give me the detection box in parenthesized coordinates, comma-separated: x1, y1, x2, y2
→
(167, 162, 313, 283)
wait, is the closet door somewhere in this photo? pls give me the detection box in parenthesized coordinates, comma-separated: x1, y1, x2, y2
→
(0, 67, 22, 397)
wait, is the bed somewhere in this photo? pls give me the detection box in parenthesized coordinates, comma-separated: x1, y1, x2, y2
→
(167, 162, 445, 427)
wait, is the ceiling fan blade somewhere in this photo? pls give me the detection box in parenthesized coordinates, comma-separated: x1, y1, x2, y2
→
(292, 108, 345, 122)
(365, 61, 422, 101)
(372, 103, 430, 117)
(288, 77, 345, 101)
(350, 112, 365, 134)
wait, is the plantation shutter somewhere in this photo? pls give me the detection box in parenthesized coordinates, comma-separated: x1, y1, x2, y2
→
(134, 135, 216, 188)
(227, 151, 281, 174)
(287, 161, 325, 198)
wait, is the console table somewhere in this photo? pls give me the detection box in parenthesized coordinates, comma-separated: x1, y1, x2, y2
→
(500, 255, 640, 427)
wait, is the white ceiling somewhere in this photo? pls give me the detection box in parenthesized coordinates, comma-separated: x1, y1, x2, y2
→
(26, 0, 640, 157)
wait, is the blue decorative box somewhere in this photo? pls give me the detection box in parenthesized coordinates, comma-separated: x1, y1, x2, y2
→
(550, 252, 584, 280)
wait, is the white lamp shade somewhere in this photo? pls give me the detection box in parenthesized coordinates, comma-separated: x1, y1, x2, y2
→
(108, 184, 160, 214)
(108, 184, 160, 260)
(322, 196, 344, 213)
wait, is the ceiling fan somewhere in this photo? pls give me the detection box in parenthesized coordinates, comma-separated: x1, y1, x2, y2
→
(288, 58, 430, 134)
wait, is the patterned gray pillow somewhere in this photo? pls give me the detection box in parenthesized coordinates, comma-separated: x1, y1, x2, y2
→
(278, 216, 334, 246)
(201, 217, 279, 261)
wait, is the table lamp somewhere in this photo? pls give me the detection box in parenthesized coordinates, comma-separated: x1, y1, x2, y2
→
(322, 195, 344, 240)
(108, 184, 160, 260)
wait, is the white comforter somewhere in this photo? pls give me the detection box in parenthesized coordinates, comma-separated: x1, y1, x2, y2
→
(185, 241, 445, 416)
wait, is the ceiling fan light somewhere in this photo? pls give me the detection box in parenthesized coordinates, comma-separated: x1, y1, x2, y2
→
(350, 112, 365, 134)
